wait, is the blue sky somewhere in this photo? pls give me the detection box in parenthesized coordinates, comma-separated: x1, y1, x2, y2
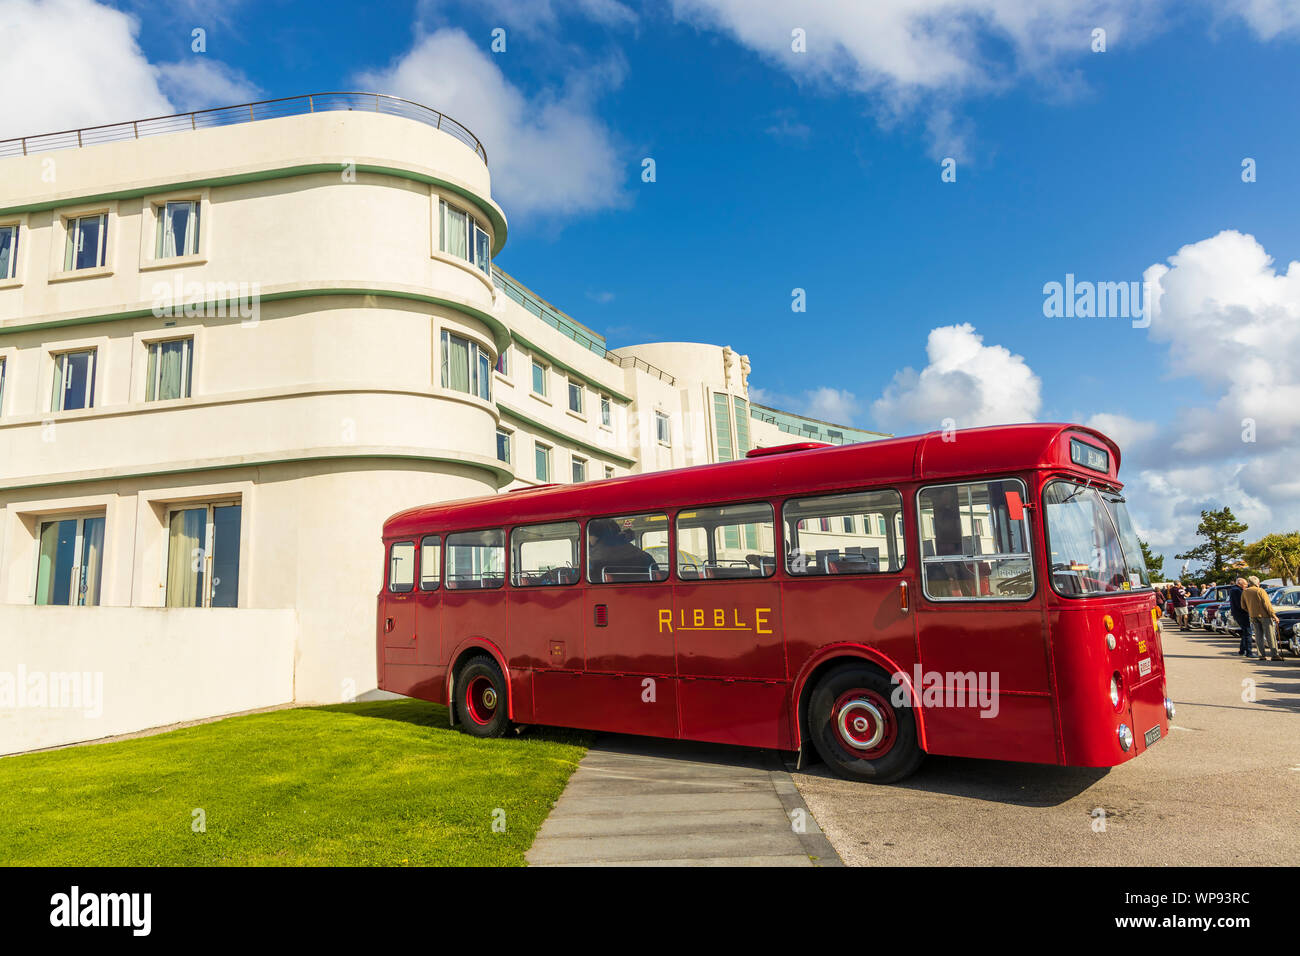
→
(8, 0, 1300, 568)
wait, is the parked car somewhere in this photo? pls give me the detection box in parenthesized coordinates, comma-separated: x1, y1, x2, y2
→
(1271, 587, 1300, 656)
(1187, 585, 1232, 628)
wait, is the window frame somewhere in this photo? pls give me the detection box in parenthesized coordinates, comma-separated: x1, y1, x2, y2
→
(439, 199, 492, 276)
(495, 428, 513, 465)
(674, 499, 777, 583)
(444, 527, 507, 591)
(440, 329, 493, 402)
(534, 441, 552, 481)
(0, 222, 19, 281)
(655, 410, 672, 445)
(418, 535, 441, 591)
(64, 212, 109, 271)
(387, 540, 417, 594)
(531, 359, 549, 397)
(510, 520, 582, 588)
(155, 199, 202, 259)
(585, 511, 672, 585)
(782, 487, 907, 577)
(50, 348, 98, 412)
(34, 512, 107, 607)
(164, 500, 243, 607)
(567, 379, 585, 415)
(600, 395, 611, 427)
(915, 476, 1035, 603)
(145, 335, 195, 402)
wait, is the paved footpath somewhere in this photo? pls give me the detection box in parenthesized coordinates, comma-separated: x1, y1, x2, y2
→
(526, 734, 841, 866)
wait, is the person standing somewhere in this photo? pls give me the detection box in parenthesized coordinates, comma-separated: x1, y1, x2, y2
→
(1229, 577, 1253, 657)
(1242, 576, 1283, 662)
(1169, 582, 1189, 630)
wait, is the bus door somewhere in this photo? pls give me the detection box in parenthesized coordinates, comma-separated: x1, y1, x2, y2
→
(914, 478, 1056, 764)
(508, 521, 584, 727)
(382, 540, 418, 668)
(672, 502, 788, 749)
(414, 535, 444, 671)
(780, 489, 918, 717)
(579, 513, 678, 737)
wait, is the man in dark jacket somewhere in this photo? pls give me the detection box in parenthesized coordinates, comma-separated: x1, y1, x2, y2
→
(1229, 577, 1253, 657)
(1169, 582, 1189, 630)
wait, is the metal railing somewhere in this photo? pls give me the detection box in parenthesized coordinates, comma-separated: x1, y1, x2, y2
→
(0, 92, 487, 164)
(605, 352, 676, 385)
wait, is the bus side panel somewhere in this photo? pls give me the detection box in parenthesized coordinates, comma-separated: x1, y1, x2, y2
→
(384, 663, 445, 705)
(535, 672, 679, 738)
(678, 679, 792, 749)
(917, 603, 1058, 764)
(511, 585, 583, 727)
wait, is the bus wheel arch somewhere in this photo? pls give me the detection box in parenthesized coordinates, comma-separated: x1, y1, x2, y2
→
(795, 650, 926, 784)
(447, 641, 511, 731)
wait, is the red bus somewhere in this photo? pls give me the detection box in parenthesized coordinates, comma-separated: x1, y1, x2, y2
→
(378, 423, 1172, 783)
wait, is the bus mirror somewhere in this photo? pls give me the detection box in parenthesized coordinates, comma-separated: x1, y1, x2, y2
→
(1006, 490, 1025, 520)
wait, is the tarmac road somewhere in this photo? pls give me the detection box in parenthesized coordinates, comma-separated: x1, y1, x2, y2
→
(792, 625, 1300, 866)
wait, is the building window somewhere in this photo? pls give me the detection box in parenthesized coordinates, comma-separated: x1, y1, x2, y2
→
(600, 395, 611, 427)
(0, 224, 18, 280)
(165, 502, 241, 607)
(571, 456, 586, 483)
(439, 199, 491, 276)
(35, 514, 105, 606)
(531, 360, 548, 396)
(51, 349, 96, 411)
(495, 348, 509, 375)
(496, 429, 513, 465)
(712, 392, 733, 461)
(146, 337, 194, 401)
(568, 380, 584, 414)
(156, 200, 200, 258)
(535, 442, 552, 481)
(440, 330, 492, 402)
(734, 397, 750, 454)
(0, 357, 6, 414)
(604, 465, 614, 479)
(655, 410, 671, 445)
(64, 213, 107, 271)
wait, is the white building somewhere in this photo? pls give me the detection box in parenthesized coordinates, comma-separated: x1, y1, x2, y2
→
(0, 94, 885, 754)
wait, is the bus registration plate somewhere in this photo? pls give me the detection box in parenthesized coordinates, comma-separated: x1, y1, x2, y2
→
(1144, 725, 1161, 747)
(1137, 657, 1152, 677)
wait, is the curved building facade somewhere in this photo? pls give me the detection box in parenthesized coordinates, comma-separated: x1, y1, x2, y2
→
(0, 97, 884, 752)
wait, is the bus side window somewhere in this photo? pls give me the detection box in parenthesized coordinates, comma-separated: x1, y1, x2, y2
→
(675, 502, 775, 579)
(445, 529, 505, 589)
(512, 521, 581, 586)
(388, 541, 415, 593)
(419, 535, 441, 590)
(783, 489, 905, 575)
(586, 512, 669, 583)
(918, 480, 1033, 601)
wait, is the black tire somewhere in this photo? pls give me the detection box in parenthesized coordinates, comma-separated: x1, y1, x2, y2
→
(457, 656, 510, 738)
(807, 662, 923, 784)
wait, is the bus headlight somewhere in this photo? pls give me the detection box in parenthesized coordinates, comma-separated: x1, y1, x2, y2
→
(1110, 672, 1122, 709)
(1118, 723, 1133, 752)
(1165, 697, 1176, 719)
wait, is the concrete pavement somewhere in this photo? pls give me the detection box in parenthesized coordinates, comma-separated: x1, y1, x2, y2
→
(792, 625, 1300, 866)
(526, 735, 841, 866)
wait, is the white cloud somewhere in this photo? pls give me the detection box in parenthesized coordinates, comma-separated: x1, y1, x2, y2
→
(0, 0, 259, 140)
(1112, 230, 1300, 561)
(749, 386, 862, 427)
(356, 28, 627, 218)
(0, 0, 171, 137)
(444, 0, 637, 33)
(1215, 0, 1300, 39)
(871, 323, 1042, 431)
(155, 58, 261, 112)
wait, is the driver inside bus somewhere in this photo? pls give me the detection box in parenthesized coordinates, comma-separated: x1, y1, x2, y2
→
(587, 518, 659, 582)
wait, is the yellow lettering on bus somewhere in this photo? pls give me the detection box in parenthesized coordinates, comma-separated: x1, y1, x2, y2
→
(693, 608, 705, 627)
(658, 609, 673, 633)
(733, 608, 743, 627)
(755, 608, 772, 634)
(714, 608, 725, 627)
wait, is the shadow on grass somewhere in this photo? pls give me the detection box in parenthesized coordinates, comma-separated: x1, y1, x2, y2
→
(305, 699, 592, 746)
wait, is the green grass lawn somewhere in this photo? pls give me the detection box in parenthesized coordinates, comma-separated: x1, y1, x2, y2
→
(0, 700, 589, 866)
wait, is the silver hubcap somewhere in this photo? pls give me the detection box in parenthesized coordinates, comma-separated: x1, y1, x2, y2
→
(837, 698, 886, 750)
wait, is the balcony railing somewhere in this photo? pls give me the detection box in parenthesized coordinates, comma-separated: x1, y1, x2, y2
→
(0, 92, 488, 164)
(605, 353, 676, 385)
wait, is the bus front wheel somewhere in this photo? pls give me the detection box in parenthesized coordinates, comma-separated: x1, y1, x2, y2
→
(457, 656, 510, 738)
(808, 663, 923, 784)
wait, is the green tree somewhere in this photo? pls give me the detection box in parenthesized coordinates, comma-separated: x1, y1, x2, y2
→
(1244, 532, 1300, 585)
(1175, 508, 1248, 582)
(1138, 539, 1165, 582)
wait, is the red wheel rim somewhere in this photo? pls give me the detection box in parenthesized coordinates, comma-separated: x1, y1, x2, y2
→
(830, 688, 896, 760)
(465, 675, 499, 725)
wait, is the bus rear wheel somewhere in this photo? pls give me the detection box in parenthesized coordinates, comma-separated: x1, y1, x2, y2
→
(458, 656, 509, 738)
(808, 663, 922, 784)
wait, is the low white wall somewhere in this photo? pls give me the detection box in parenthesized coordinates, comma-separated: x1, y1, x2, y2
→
(0, 606, 297, 755)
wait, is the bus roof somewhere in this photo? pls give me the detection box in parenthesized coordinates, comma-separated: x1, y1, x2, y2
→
(383, 422, 1122, 537)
